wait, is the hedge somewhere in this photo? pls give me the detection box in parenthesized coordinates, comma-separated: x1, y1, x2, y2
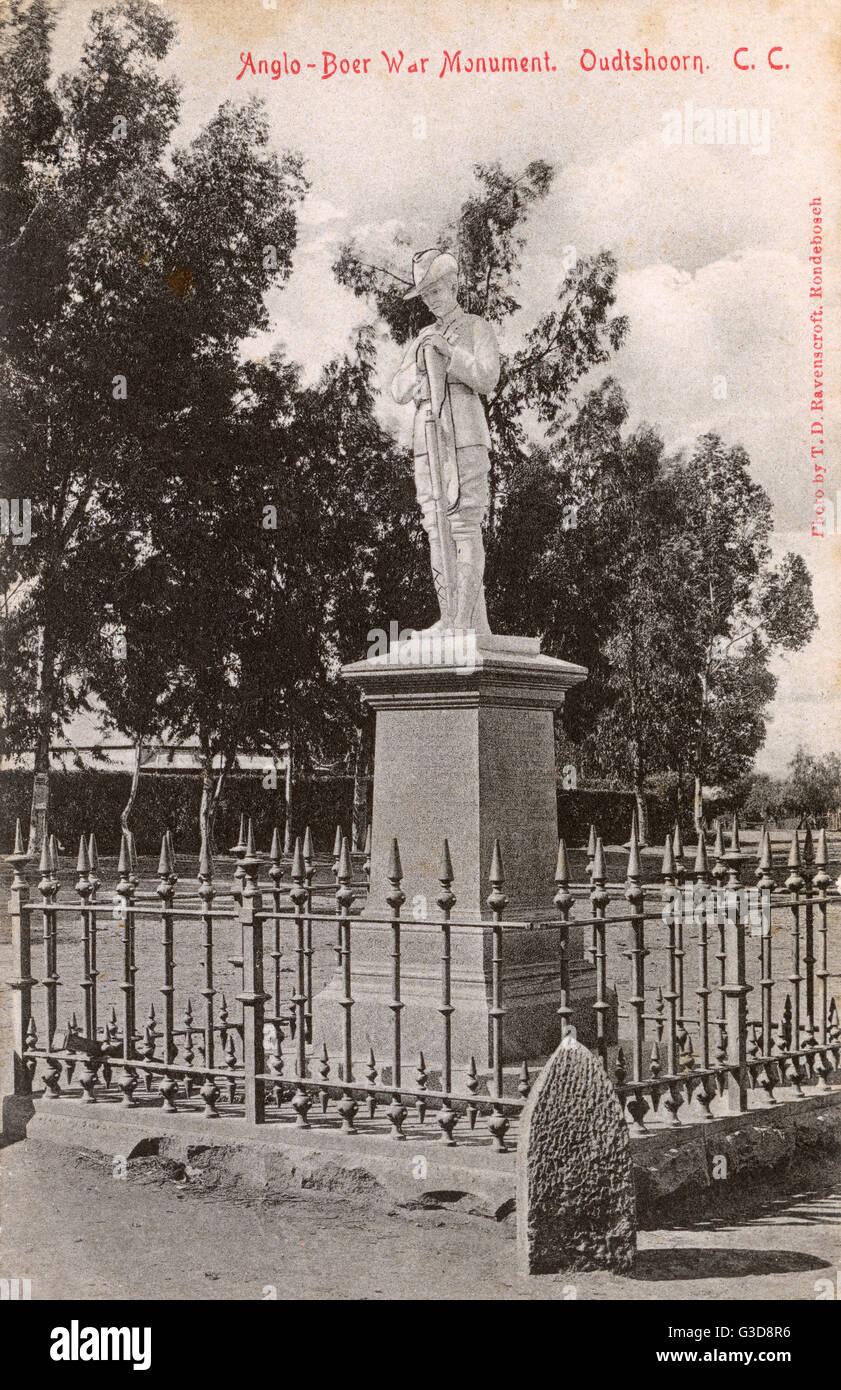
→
(0, 769, 360, 857)
(0, 770, 658, 859)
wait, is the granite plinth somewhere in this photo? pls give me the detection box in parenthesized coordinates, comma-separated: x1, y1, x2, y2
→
(311, 634, 591, 1068)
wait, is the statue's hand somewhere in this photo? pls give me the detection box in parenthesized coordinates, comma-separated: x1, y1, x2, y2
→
(417, 330, 452, 364)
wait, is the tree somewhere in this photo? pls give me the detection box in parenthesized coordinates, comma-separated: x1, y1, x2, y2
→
(83, 551, 177, 832)
(784, 747, 841, 823)
(0, 1, 306, 850)
(671, 435, 818, 829)
(489, 394, 818, 839)
(730, 771, 788, 824)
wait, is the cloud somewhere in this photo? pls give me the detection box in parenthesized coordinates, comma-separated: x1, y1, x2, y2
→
(299, 198, 348, 226)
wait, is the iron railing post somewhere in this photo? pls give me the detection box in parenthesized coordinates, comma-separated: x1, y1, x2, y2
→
(239, 823, 266, 1124)
(802, 827, 816, 1039)
(623, 815, 649, 1134)
(590, 835, 609, 1071)
(553, 838, 573, 1042)
(7, 823, 34, 1097)
(115, 833, 139, 1107)
(87, 833, 101, 1043)
(487, 840, 509, 1153)
(303, 825, 315, 1042)
(660, 834, 681, 1125)
(693, 831, 715, 1118)
(785, 831, 805, 1096)
(813, 830, 831, 1087)
(385, 838, 407, 1139)
(289, 838, 311, 1127)
(437, 840, 457, 1145)
(336, 837, 358, 1134)
(722, 817, 749, 1113)
(755, 828, 777, 1103)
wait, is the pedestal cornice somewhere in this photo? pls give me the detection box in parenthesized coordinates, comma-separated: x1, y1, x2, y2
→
(341, 636, 587, 711)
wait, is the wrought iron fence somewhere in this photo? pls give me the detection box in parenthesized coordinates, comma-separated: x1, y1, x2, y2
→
(7, 813, 841, 1153)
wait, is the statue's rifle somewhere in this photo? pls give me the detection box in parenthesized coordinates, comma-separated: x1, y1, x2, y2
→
(421, 341, 457, 609)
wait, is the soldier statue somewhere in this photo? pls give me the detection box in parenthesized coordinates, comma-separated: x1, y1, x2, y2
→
(391, 248, 500, 634)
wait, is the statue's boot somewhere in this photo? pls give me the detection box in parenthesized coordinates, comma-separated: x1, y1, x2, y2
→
(420, 533, 456, 634)
(452, 561, 488, 633)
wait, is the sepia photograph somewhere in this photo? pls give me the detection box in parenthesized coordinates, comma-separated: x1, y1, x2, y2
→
(0, 0, 839, 1349)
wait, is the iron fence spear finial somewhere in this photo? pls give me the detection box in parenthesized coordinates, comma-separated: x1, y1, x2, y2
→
(291, 835, 306, 882)
(694, 829, 709, 874)
(76, 834, 90, 878)
(757, 825, 772, 874)
(439, 837, 454, 888)
(592, 836, 606, 882)
(387, 836, 403, 885)
(338, 835, 353, 885)
(627, 813, 642, 880)
(554, 836, 571, 887)
(157, 833, 173, 880)
(660, 834, 675, 879)
(586, 822, 597, 878)
(117, 831, 130, 878)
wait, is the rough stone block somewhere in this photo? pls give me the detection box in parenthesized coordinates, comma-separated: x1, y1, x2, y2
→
(516, 1036, 636, 1274)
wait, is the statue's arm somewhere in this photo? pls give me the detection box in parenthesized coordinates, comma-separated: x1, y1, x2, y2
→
(446, 319, 500, 395)
(391, 340, 418, 404)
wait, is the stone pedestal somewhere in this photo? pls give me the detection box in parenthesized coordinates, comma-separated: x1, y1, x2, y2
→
(311, 633, 591, 1069)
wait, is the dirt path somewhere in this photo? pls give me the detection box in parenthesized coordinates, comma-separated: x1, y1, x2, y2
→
(1, 1137, 838, 1301)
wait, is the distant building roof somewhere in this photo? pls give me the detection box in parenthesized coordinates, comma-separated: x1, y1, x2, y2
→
(2, 705, 287, 775)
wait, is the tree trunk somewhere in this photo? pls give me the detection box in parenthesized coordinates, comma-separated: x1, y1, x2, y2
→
(283, 736, 293, 855)
(693, 775, 704, 835)
(199, 763, 216, 853)
(632, 752, 650, 846)
(352, 718, 373, 852)
(27, 625, 54, 857)
(121, 737, 145, 835)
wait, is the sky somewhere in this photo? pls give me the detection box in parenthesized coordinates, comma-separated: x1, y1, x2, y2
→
(50, 0, 840, 775)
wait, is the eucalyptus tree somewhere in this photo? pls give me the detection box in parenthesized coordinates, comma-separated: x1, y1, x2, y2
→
(0, 0, 305, 849)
